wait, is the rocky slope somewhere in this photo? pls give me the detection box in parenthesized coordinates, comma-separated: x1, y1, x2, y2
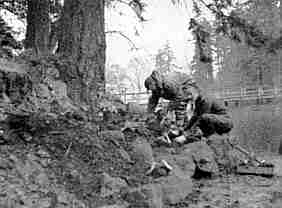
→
(0, 117, 281, 208)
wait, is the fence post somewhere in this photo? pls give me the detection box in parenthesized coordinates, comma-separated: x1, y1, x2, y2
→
(240, 87, 244, 106)
(257, 86, 263, 104)
(274, 87, 278, 97)
(121, 88, 126, 103)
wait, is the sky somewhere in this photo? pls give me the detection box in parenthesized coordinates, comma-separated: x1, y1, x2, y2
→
(105, 0, 195, 71)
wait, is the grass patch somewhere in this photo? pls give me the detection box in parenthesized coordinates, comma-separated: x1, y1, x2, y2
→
(231, 103, 282, 154)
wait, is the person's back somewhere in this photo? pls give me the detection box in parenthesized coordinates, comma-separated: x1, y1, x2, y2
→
(144, 70, 196, 113)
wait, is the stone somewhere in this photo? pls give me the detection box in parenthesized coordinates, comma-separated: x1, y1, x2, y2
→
(100, 172, 128, 197)
(131, 138, 154, 169)
(184, 141, 219, 176)
(122, 184, 163, 208)
(122, 121, 143, 132)
(156, 152, 196, 178)
(157, 174, 193, 205)
(117, 148, 133, 164)
(100, 130, 125, 144)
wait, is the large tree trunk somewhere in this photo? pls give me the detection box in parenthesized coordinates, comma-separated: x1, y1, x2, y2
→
(25, 0, 50, 56)
(24, 0, 36, 49)
(58, 0, 106, 113)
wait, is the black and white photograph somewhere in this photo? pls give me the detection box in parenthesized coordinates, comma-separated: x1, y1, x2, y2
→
(0, 0, 281, 207)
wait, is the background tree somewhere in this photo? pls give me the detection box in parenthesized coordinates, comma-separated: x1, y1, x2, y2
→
(181, 0, 281, 52)
(127, 56, 151, 92)
(213, 0, 280, 90)
(106, 63, 134, 94)
(155, 41, 176, 73)
(25, 0, 50, 56)
(190, 18, 214, 90)
(0, 17, 21, 58)
(57, 0, 106, 114)
(0, 0, 27, 20)
(1, 0, 281, 112)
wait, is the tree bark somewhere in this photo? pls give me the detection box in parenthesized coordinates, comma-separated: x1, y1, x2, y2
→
(58, 0, 106, 112)
(25, 0, 50, 56)
(24, 0, 36, 49)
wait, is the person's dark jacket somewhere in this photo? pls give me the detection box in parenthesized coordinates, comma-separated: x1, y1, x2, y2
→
(144, 70, 195, 113)
(185, 95, 229, 130)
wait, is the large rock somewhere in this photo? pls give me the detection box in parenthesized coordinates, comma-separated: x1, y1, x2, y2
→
(184, 141, 219, 176)
(100, 130, 125, 141)
(122, 184, 163, 208)
(100, 172, 128, 197)
(100, 130, 125, 146)
(117, 147, 133, 164)
(156, 173, 193, 205)
(155, 150, 196, 178)
(131, 138, 154, 169)
(0, 152, 87, 208)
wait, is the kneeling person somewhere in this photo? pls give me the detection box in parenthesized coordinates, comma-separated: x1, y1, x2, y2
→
(182, 89, 233, 142)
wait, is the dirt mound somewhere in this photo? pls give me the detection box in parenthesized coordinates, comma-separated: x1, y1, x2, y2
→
(0, 118, 145, 207)
(1, 114, 282, 208)
(0, 144, 86, 208)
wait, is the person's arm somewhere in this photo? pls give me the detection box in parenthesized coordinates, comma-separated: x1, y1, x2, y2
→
(184, 114, 198, 130)
(147, 92, 160, 113)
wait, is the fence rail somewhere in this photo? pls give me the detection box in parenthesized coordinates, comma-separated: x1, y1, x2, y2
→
(113, 86, 282, 105)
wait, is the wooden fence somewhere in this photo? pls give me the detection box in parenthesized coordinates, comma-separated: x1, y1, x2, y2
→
(113, 86, 282, 105)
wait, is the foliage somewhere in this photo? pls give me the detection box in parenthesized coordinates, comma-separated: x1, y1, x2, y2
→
(214, 0, 280, 89)
(189, 18, 213, 64)
(170, 0, 281, 63)
(186, 0, 281, 53)
(0, 0, 27, 19)
(155, 42, 176, 73)
(106, 56, 151, 94)
(128, 56, 151, 92)
(0, 0, 62, 20)
(106, 64, 134, 94)
(191, 18, 214, 89)
(0, 17, 21, 58)
(106, 0, 147, 21)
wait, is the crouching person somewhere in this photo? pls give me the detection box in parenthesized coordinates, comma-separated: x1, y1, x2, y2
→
(181, 90, 234, 143)
(144, 70, 197, 126)
(144, 69, 198, 143)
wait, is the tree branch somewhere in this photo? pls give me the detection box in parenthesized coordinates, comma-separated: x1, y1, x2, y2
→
(196, 0, 281, 51)
(106, 30, 139, 50)
(114, 0, 146, 21)
(115, 0, 130, 6)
